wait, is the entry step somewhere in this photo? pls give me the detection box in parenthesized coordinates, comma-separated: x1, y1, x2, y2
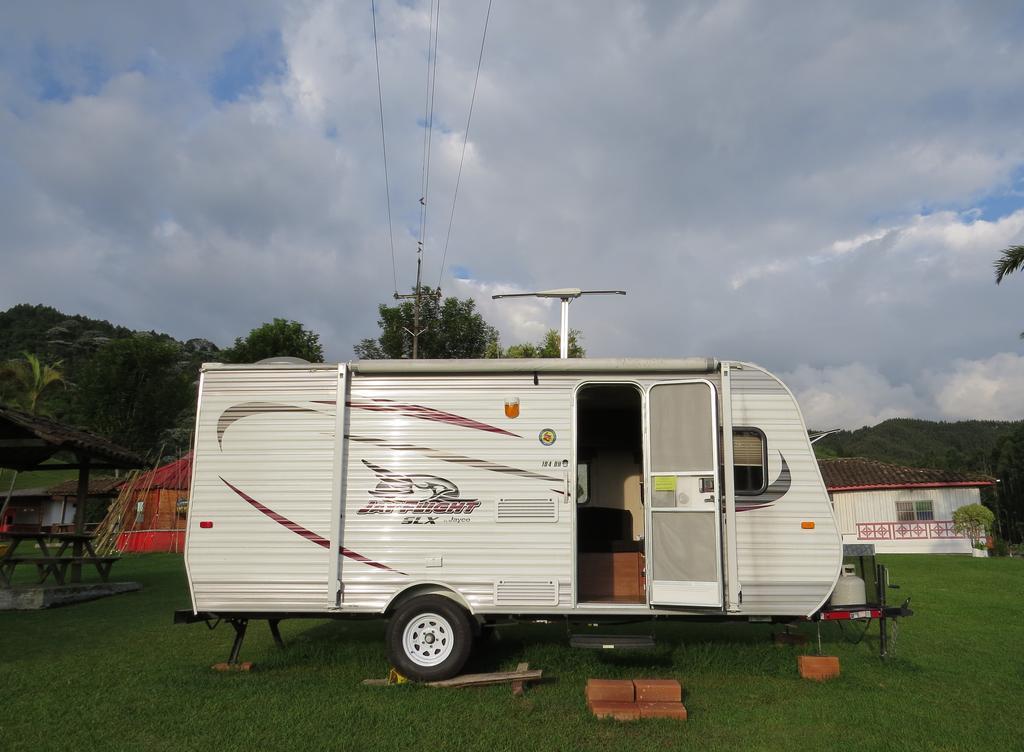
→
(569, 635, 656, 650)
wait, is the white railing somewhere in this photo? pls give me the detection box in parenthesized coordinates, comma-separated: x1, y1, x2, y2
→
(856, 520, 962, 541)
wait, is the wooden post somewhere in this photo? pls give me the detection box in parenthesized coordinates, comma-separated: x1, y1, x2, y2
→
(71, 454, 90, 584)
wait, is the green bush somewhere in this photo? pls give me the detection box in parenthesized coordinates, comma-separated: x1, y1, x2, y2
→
(952, 503, 996, 550)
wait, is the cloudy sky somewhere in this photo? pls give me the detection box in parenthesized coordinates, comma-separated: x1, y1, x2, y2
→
(1, 1, 1023, 428)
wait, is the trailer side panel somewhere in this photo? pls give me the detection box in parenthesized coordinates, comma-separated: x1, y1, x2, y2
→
(186, 366, 339, 613)
(730, 365, 842, 615)
(339, 374, 575, 613)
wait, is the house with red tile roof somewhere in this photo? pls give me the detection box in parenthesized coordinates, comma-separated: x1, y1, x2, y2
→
(818, 457, 995, 554)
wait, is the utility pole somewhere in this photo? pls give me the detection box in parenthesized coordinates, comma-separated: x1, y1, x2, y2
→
(394, 241, 430, 358)
(492, 288, 627, 358)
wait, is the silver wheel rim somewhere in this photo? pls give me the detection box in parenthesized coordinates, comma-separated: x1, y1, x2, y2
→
(402, 612, 455, 667)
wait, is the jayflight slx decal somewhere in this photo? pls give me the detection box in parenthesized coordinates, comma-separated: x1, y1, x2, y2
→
(357, 460, 481, 516)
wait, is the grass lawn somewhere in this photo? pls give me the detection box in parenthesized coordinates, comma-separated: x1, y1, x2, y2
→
(1, 554, 1021, 752)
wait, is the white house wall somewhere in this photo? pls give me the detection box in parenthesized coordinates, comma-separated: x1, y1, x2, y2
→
(832, 487, 976, 554)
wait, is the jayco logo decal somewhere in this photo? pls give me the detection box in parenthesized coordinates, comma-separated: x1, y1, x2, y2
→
(357, 460, 481, 517)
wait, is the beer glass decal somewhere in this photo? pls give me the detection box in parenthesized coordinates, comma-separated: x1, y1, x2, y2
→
(504, 397, 520, 418)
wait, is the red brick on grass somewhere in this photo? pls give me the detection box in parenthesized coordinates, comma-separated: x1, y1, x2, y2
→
(212, 661, 253, 672)
(590, 701, 641, 721)
(633, 679, 682, 703)
(798, 655, 840, 681)
(639, 702, 687, 720)
(586, 679, 635, 703)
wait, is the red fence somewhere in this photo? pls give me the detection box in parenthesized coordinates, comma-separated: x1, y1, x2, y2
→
(856, 520, 962, 541)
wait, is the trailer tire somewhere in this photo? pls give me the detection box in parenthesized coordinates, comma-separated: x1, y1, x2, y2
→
(386, 595, 474, 681)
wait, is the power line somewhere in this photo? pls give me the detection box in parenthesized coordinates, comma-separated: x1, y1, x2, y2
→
(436, 0, 493, 290)
(397, 0, 441, 360)
(417, 0, 441, 268)
(370, 0, 398, 294)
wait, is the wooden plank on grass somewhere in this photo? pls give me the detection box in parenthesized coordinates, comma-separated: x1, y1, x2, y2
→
(362, 667, 542, 688)
(425, 668, 542, 689)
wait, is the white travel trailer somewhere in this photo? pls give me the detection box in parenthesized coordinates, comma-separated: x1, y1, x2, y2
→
(182, 358, 845, 679)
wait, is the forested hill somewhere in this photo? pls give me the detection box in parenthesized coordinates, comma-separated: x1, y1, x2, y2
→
(813, 418, 1023, 474)
(0, 303, 135, 363)
(0, 303, 220, 456)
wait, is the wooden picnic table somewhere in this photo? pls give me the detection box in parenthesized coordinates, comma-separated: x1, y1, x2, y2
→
(0, 530, 119, 587)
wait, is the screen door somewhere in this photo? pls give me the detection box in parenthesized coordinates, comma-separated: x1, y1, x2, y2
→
(646, 380, 723, 607)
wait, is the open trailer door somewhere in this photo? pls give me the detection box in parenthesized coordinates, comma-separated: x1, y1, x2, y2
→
(646, 380, 723, 608)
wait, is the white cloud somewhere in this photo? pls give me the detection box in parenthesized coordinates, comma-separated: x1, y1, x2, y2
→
(826, 228, 895, 257)
(449, 278, 553, 346)
(926, 353, 1024, 421)
(781, 363, 926, 430)
(0, 0, 1023, 422)
(783, 353, 1024, 428)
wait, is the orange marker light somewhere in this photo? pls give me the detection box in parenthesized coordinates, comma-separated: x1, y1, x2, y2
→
(801, 521, 815, 529)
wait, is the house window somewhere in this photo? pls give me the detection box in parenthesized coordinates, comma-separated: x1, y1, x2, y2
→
(733, 428, 767, 495)
(896, 500, 933, 521)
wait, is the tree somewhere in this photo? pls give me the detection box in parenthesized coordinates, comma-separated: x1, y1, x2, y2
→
(501, 329, 586, 358)
(355, 288, 498, 359)
(994, 245, 1024, 284)
(75, 335, 193, 452)
(994, 245, 1024, 338)
(0, 352, 67, 413)
(225, 319, 324, 363)
(993, 425, 1024, 544)
(952, 503, 995, 550)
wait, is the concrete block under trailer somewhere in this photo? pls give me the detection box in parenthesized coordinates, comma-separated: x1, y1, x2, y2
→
(179, 357, 849, 680)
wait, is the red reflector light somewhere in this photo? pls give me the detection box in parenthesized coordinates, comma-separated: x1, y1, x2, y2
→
(199, 521, 213, 529)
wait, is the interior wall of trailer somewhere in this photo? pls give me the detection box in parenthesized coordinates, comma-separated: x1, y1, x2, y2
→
(575, 383, 645, 604)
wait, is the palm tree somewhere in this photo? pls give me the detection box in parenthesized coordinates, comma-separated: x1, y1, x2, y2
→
(994, 245, 1024, 284)
(0, 353, 67, 413)
(995, 245, 1024, 339)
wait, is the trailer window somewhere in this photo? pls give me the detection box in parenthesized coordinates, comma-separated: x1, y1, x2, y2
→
(896, 500, 933, 521)
(733, 429, 767, 495)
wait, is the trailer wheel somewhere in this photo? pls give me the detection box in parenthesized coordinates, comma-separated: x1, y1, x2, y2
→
(386, 595, 474, 681)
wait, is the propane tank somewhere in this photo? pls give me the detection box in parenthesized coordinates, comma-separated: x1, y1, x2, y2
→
(830, 564, 867, 607)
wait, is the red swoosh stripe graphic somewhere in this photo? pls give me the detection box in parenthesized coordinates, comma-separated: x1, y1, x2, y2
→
(220, 477, 404, 575)
(347, 398, 520, 438)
